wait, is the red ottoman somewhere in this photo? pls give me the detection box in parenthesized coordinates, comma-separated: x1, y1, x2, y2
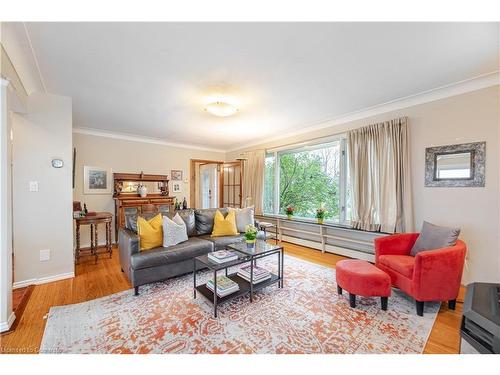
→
(335, 259, 391, 310)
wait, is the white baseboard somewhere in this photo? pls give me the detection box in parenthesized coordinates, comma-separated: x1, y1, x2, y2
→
(0, 312, 16, 333)
(278, 234, 375, 262)
(13, 272, 75, 289)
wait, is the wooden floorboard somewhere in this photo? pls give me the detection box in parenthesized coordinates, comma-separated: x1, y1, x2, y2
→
(0, 242, 463, 354)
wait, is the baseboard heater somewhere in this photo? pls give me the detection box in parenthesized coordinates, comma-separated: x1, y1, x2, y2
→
(460, 282, 500, 354)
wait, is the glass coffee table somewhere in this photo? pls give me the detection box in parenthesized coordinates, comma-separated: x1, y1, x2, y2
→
(193, 240, 284, 317)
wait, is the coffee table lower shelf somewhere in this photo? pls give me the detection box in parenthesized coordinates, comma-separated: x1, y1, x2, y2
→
(195, 272, 281, 312)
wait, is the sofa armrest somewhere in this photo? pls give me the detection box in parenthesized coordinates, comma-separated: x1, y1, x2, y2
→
(118, 228, 140, 279)
(374, 233, 419, 264)
(412, 240, 467, 301)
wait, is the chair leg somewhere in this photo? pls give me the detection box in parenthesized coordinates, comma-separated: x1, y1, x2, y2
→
(337, 285, 342, 295)
(134, 286, 139, 296)
(381, 296, 388, 311)
(416, 300, 424, 316)
(448, 299, 456, 310)
(349, 293, 356, 308)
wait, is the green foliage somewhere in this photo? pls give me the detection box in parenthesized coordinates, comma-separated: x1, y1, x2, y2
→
(263, 157, 275, 213)
(244, 224, 257, 241)
(316, 208, 326, 219)
(279, 151, 339, 220)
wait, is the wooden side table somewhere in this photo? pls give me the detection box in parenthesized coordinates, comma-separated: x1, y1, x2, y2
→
(74, 212, 113, 264)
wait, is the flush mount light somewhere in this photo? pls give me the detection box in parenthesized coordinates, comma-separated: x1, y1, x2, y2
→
(204, 99, 239, 117)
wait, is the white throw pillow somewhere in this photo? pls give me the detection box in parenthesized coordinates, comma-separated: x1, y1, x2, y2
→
(162, 213, 188, 247)
(229, 206, 255, 233)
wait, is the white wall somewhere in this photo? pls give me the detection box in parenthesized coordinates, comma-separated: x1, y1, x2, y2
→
(73, 133, 225, 247)
(228, 86, 500, 284)
(12, 92, 74, 286)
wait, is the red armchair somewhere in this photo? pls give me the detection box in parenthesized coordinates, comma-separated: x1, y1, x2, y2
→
(374, 233, 466, 316)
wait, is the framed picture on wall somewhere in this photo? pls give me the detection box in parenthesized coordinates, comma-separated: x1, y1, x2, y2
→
(172, 182, 182, 193)
(83, 166, 112, 194)
(171, 170, 183, 181)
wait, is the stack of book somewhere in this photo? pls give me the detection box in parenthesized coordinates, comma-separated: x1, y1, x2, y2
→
(208, 250, 238, 263)
(206, 276, 240, 297)
(237, 265, 271, 284)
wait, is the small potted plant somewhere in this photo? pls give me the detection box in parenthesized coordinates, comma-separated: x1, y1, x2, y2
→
(316, 207, 326, 224)
(285, 206, 294, 220)
(244, 224, 258, 247)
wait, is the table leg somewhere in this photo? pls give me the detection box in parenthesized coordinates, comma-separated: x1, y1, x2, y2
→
(278, 250, 281, 288)
(90, 223, 94, 256)
(75, 222, 80, 264)
(250, 259, 254, 302)
(213, 269, 218, 318)
(94, 223, 98, 264)
(280, 249, 284, 288)
(106, 222, 112, 258)
(193, 258, 197, 299)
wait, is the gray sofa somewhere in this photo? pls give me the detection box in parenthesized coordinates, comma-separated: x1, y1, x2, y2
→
(118, 208, 264, 295)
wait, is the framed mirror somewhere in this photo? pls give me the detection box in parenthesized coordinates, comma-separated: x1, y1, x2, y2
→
(425, 142, 485, 187)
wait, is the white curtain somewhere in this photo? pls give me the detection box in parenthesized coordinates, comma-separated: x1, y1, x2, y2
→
(241, 150, 266, 215)
(347, 117, 413, 233)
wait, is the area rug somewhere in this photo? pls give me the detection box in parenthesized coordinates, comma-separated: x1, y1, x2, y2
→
(40, 255, 439, 354)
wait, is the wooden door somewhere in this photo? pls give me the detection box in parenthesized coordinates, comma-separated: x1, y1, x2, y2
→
(221, 162, 242, 208)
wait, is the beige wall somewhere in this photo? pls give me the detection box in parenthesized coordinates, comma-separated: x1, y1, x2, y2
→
(228, 86, 500, 284)
(12, 92, 74, 285)
(73, 133, 225, 246)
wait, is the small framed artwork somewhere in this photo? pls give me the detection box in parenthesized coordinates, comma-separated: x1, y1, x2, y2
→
(83, 166, 112, 194)
(171, 170, 183, 181)
(172, 182, 182, 193)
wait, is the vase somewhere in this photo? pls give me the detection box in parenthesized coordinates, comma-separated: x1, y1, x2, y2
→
(317, 218, 324, 224)
(245, 239, 256, 249)
(287, 214, 292, 220)
(138, 185, 148, 198)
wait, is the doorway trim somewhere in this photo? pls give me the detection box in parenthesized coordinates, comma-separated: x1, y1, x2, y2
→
(189, 159, 224, 209)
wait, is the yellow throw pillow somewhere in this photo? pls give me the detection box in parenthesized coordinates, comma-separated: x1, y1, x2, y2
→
(137, 214, 163, 251)
(211, 210, 238, 237)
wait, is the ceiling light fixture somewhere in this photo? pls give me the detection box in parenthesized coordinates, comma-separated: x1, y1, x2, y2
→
(204, 99, 239, 117)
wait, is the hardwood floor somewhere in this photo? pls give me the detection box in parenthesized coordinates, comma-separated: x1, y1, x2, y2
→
(0, 242, 464, 354)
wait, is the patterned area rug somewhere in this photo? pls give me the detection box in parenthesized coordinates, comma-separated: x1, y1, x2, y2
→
(40, 255, 439, 353)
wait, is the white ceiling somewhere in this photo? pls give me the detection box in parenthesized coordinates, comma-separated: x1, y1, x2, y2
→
(22, 22, 500, 150)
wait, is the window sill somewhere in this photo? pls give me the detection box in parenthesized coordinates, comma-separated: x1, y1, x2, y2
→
(258, 213, 355, 232)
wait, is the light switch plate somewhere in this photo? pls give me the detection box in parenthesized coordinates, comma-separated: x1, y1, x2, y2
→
(29, 181, 39, 192)
(40, 249, 50, 262)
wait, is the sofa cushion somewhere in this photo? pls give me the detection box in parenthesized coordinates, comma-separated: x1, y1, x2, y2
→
(162, 214, 188, 247)
(378, 255, 415, 279)
(410, 221, 461, 256)
(228, 206, 255, 233)
(200, 234, 244, 251)
(130, 237, 214, 270)
(194, 208, 228, 235)
(211, 210, 239, 237)
(125, 212, 157, 233)
(165, 209, 196, 237)
(137, 214, 163, 251)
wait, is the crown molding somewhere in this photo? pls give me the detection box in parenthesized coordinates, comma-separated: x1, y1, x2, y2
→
(73, 127, 226, 153)
(227, 71, 500, 153)
(22, 22, 47, 93)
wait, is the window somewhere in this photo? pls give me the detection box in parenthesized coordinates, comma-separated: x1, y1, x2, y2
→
(263, 137, 350, 224)
(263, 154, 275, 214)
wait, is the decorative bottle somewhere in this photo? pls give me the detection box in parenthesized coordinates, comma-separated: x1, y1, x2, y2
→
(182, 197, 187, 210)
